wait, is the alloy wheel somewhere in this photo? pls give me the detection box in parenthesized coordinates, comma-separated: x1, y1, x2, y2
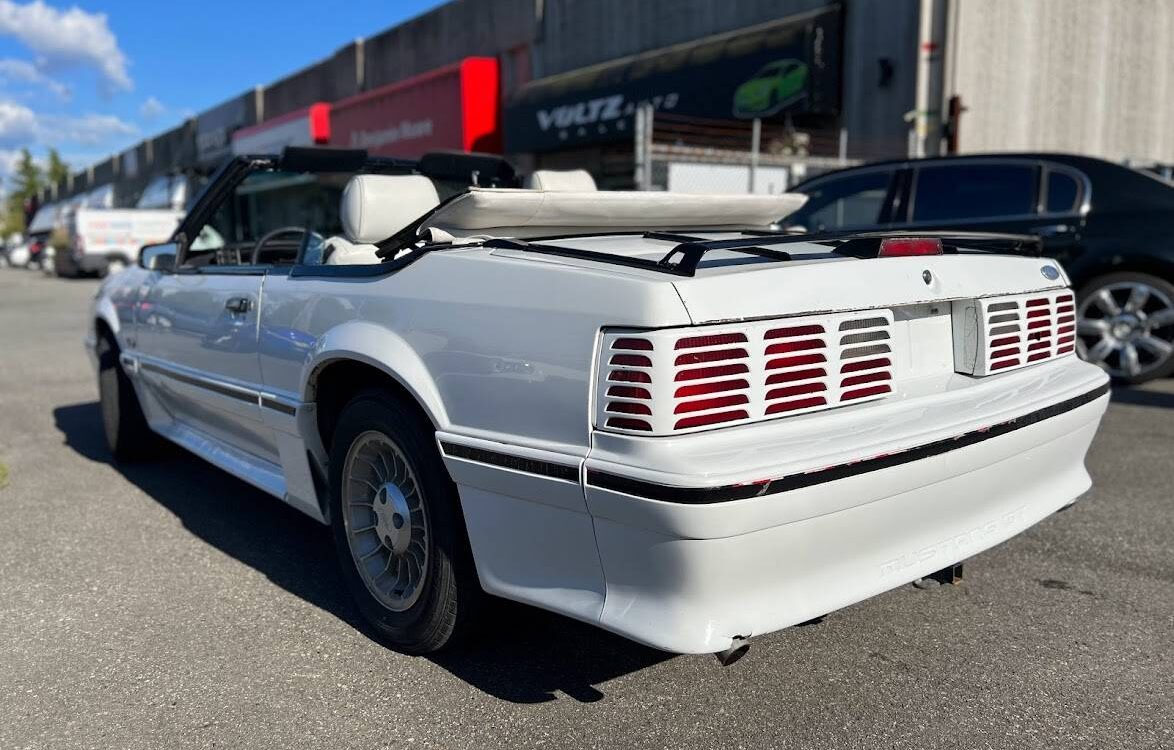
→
(1076, 281, 1174, 379)
(341, 431, 431, 612)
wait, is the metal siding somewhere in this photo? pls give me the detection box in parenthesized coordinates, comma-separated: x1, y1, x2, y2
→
(951, 0, 1174, 162)
(841, 0, 919, 160)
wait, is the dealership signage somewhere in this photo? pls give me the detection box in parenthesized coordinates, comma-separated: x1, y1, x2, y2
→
(330, 57, 500, 159)
(506, 8, 841, 153)
(232, 103, 330, 156)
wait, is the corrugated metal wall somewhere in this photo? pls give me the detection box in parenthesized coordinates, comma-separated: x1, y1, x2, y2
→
(951, 0, 1174, 162)
(841, 0, 918, 159)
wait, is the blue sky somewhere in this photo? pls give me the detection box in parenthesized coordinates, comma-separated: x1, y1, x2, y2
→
(0, 0, 444, 177)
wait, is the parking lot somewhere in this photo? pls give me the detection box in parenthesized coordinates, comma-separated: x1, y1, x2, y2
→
(0, 269, 1170, 749)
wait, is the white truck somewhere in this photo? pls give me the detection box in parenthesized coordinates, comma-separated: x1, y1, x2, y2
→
(58, 206, 184, 277)
(87, 148, 1109, 663)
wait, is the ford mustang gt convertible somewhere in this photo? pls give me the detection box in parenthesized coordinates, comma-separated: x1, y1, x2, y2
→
(86, 147, 1109, 662)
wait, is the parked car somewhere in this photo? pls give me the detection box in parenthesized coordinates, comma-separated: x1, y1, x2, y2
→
(785, 153, 1174, 383)
(56, 206, 184, 278)
(87, 148, 1108, 661)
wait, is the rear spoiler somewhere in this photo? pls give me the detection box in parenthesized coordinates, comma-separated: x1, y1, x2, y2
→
(473, 229, 1044, 279)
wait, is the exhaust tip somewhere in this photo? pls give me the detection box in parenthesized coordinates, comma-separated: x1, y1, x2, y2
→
(713, 637, 750, 666)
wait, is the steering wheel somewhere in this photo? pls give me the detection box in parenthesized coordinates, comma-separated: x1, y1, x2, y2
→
(249, 226, 323, 265)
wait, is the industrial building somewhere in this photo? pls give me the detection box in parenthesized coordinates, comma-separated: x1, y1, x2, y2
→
(41, 0, 1174, 206)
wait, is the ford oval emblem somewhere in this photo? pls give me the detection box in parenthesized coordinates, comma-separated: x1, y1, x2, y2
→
(1041, 265, 1060, 281)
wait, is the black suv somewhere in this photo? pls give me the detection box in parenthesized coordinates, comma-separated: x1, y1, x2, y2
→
(786, 153, 1174, 383)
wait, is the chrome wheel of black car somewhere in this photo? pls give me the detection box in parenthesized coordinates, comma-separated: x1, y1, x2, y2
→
(1077, 273, 1174, 383)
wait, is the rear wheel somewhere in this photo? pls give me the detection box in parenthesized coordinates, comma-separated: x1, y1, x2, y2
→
(328, 390, 481, 654)
(96, 332, 154, 461)
(1076, 272, 1174, 384)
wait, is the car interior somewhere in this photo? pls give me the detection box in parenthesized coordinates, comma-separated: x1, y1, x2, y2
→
(178, 153, 597, 270)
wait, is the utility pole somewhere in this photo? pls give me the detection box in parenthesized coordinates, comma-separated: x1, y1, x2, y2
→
(633, 103, 654, 190)
(748, 118, 761, 193)
(913, 0, 948, 157)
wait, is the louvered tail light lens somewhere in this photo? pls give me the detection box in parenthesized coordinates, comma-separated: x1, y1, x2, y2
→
(596, 310, 899, 435)
(952, 289, 1077, 376)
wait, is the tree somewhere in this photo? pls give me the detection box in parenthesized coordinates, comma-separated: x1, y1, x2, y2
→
(46, 148, 68, 187)
(3, 149, 44, 236)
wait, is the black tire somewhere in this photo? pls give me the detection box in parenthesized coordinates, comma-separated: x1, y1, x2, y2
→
(328, 390, 481, 654)
(96, 332, 154, 461)
(1076, 271, 1174, 384)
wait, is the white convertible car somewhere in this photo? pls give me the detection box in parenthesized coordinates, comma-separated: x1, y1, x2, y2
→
(87, 148, 1109, 663)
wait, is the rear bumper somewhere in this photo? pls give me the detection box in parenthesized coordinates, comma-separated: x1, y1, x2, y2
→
(587, 386, 1105, 653)
(443, 358, 1109, 654)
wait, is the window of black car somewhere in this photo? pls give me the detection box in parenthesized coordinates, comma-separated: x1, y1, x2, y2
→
(790, 170, 893, 231)
(181, 170, 347, 269)
(1045, 170, 1080, 213)
(911, 164, 1038, 222)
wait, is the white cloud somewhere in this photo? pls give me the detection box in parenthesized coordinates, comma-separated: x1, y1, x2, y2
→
(0, 98, 136, 148)
(0, 57, 69, 99)
(139, 96, 165, 120)
(38, 112, 136, 145)
(0, 99, 37, 146)
(0, 1, 131, 92)
(0, 146, 23, 177)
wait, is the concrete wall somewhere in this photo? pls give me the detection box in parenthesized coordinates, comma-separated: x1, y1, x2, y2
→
(363, 0, 533, 91)
(950, 0, 1174, 162)
(262, 42, 362, 121)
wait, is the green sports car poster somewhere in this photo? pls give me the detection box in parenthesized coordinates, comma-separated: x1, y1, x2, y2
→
(506, 7, 841, 152)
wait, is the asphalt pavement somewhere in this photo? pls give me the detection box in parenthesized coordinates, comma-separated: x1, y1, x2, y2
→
(0, 269, 1171, 750)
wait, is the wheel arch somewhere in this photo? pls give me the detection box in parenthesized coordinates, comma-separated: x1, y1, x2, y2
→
(93, 295, 121, 340)
(301, 322, 450, 456)
(1070, 252, 1174, 293)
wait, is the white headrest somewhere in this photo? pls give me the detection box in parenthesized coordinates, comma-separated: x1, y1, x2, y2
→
(530, 169, 597, 192)
(341, 174, 439, 244)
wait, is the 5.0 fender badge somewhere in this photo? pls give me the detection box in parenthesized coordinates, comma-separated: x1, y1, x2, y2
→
(1041, 265, 1060, 280)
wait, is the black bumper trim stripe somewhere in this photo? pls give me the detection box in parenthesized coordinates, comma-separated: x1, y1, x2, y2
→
(586, 382, 1111, 504)
(440, 442, 580, 483)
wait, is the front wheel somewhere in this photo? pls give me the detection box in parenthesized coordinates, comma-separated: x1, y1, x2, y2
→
(96, 332, 154, 461)
(328, 390, 481, 654)
(1076, 271, 1174, 383)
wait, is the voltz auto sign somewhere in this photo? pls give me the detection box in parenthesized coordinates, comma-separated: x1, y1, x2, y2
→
(507, 9, 840, 153)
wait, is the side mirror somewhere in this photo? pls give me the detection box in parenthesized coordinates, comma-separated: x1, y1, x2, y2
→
(139, 242, 177, 272)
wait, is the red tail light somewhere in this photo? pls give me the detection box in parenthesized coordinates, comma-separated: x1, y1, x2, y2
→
(597, 311, 897, 435)
(878, 237, 943, 257)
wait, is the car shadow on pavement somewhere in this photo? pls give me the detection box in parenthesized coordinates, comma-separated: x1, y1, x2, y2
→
(53, 401, 671, 704)
(1110, 386, 1174, 409)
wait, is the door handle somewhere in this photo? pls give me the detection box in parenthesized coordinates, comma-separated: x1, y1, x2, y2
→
(225, 297, 252, 314)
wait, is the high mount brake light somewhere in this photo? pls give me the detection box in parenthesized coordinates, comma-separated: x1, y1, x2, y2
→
(878, 237, 943, 257)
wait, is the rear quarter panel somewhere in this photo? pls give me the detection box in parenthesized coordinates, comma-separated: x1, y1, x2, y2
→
(258, 249, 691, 453)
